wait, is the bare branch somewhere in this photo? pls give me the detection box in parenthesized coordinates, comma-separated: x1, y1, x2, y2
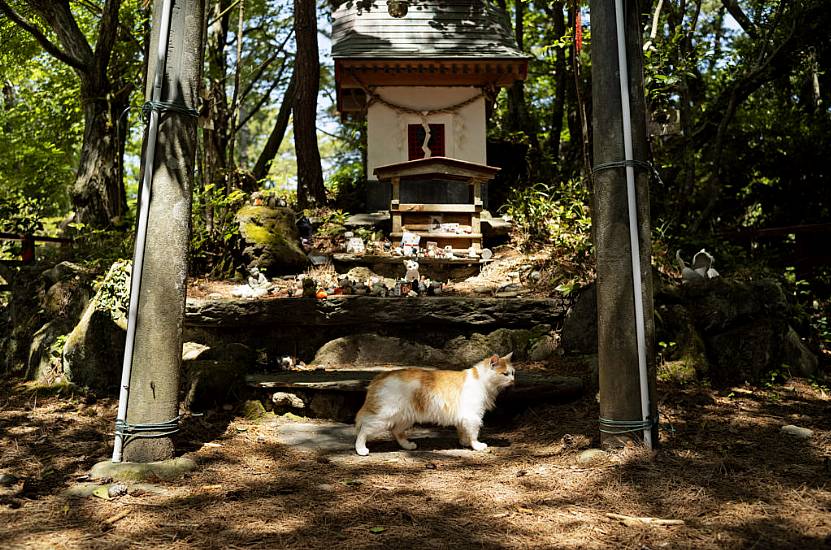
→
(721, 0, 758, 38)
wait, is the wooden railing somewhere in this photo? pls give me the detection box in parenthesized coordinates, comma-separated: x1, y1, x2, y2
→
(0, 232, 73, 290)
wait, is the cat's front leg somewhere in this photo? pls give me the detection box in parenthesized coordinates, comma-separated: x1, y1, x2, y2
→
(458, 419, 487, 451)
(392, 431, 418, 450)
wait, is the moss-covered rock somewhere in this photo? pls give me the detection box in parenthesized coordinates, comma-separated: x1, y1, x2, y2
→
(241, 399, 266, 420)
(62, 261, 130, 393)
(235, 205, 308, 274)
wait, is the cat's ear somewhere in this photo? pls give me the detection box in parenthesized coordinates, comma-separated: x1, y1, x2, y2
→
(501, 352, 513, 363)
(489, 354, 499, 367)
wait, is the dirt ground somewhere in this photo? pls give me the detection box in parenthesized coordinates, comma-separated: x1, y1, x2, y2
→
(1, 375, 830, 549)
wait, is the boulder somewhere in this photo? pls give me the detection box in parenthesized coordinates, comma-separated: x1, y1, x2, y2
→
(560, 285, 597, 355)
(236, 205, 308, 274)
(312, 334, 451, 369)
(682, 278, 788, 335)
(782, 326, 819, 378)
(183, 342, 257, 410)
(62, 261, 130, 392)
(25, 320, 69, 384)
(707, 318, 788, 385)
(444, 325, 551, 364)
(655, 304, 708, 383)
(528, 333, 561, 362)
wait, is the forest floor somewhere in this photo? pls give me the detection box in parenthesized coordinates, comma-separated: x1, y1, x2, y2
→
(1, 371, 830, 549)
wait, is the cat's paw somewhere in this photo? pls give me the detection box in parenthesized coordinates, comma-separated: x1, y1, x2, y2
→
(471, 441, 488, 451)
(356, 446, 370, 456)
(399, 440, 417, 450)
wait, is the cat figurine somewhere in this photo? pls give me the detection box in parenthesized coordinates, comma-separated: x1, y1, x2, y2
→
(354, 353, 515, 456)
(403, 259, 420, 282)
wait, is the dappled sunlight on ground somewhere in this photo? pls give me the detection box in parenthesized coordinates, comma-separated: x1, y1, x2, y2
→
(1, 378, 830, 548)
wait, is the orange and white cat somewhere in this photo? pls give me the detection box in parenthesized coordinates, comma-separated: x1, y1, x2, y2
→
(354, 353, 515, 456)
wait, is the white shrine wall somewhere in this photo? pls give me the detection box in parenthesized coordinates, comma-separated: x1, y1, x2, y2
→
(366, 86, 486, 180)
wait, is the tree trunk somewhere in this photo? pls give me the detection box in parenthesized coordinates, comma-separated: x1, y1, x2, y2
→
(72, 83, 129, 227)
(293, 0, 326, 209)
(252, 70, 296, 182)
(548, 1, 566, 165)
(202, 0, 232, 190)
(122, 0, 206, 463)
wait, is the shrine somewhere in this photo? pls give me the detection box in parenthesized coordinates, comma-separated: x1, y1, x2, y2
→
(332, 0, 529, 214)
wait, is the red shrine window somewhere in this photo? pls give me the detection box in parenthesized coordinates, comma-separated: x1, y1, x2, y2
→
(407, 124, 445, 160)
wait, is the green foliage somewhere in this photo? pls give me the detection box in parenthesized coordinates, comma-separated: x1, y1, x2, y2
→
(500, 180, 592, 257)
(190, 184, 247, 277)
(328, 160, 366, 213)
(94, 260, 132, 320)
(0, 194, 45, 259)
(315, 208, 349, 237)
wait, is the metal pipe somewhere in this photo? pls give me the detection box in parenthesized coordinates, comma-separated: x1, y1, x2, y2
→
(613, 0, 653, 449)
(112, 0, 174, 463)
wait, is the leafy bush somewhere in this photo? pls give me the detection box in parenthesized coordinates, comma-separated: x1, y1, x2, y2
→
(0, 193, 45, 259)
(190, 184, 247, 277)
(500, 179, 592, 256)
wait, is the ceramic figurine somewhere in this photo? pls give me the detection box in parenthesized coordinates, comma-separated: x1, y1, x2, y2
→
(444, 245, 456, 259)
(467, 246, 478, 258)
(346, 237, 365, 254)
(404, 259, 420, 282)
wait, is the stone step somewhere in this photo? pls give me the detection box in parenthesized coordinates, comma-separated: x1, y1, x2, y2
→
(246, 369, 583, 422)
(186, 296, 568, 328)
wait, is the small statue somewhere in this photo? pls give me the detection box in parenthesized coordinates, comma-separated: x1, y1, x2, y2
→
(676, 249, 719, 283)
(443, 245, 456, 260)
(404, 259, 420, 282)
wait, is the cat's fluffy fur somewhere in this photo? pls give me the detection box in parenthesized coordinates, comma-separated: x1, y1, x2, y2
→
(354, 353, 515, 455)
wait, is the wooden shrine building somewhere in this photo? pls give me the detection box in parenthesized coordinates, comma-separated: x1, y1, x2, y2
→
(332, 0, 529, 214)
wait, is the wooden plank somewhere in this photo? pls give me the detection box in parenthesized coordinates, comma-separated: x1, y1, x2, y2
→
(401, 224, 473, 233)
(390, 232, 482, 239)
(397, 203, 478, 213)
(332, 253, 492, 265)
(391, 176, 400, 201)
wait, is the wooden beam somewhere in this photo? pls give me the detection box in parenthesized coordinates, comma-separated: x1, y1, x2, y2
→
(397, 203, 478, 213)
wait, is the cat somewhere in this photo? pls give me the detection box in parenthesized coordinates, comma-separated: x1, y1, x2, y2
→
(354, 353, 515, 456)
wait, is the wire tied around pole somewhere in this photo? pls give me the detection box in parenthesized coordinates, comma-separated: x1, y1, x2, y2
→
(598, 415, 660, 435)
(141, 100, 199, 123)
(115, 415, 182, 446)
(591, 159, 665, 186)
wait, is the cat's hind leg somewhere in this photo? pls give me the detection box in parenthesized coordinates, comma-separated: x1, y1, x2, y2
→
(355, 415, 387, 456)
(392, 422, 417, 451)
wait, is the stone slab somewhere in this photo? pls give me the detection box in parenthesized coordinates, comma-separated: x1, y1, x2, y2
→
(90, 456, 197, 482)
(273, 421, 481, 460)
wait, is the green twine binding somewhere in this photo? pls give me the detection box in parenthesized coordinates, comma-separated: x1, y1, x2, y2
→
(598, 414, 660, 435)
(141, 100, 199, 122)
(591, 159, 665, 186)
(115, 415, 181, 445)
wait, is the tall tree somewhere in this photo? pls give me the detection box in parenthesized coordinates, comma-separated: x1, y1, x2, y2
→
(252, 69, 296, 182)
(293, 0, 326, 209)
(0, 0, 140, 228)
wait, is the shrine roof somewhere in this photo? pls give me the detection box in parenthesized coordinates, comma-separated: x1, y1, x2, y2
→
(332, 0, 528, 60)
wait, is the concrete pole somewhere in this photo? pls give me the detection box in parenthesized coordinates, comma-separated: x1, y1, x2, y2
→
(122, 0, 206, 463)
(589, 0, 658, 448)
